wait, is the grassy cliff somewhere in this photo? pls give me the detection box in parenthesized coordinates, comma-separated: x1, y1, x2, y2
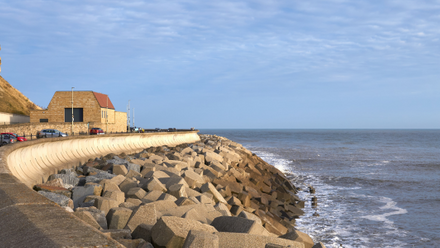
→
(0, 76, 41, 115)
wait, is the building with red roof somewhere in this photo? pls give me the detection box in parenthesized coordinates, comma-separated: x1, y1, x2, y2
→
(30, 91, 127, 133)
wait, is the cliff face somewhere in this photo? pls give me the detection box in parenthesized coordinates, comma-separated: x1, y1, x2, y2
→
(0, 76, 41, 115)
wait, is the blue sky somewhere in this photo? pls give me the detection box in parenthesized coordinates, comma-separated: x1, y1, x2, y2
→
(1, 0, 439, 129)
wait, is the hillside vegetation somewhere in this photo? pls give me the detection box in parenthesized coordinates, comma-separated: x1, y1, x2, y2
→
(0, 76, 41, 115)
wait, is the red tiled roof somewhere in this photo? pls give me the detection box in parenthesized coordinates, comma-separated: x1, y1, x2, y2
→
(93, 92, 115, 109)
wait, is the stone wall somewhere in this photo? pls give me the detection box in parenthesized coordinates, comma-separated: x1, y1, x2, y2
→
(0, 122, 129, 136)
(0, 112, 30, 125)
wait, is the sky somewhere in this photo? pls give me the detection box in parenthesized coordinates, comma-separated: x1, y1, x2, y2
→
(1, 0, 439, 129)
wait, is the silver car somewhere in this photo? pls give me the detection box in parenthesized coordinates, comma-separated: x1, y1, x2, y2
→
(0, 134, 17, 146)
(37, 129, 68, 138)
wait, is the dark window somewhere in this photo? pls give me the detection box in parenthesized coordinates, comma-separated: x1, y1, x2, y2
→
(65, 108, 84, 122)
(40, 119, 48, 122)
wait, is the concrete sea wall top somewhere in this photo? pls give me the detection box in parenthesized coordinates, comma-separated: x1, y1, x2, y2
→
(0, 131, 200, 247)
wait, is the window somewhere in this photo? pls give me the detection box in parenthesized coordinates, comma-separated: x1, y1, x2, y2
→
(65, 108, 84, 122)
(40, 119, 48, 122)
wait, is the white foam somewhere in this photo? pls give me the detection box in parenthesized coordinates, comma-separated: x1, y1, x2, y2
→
(362, 197, 408, 225)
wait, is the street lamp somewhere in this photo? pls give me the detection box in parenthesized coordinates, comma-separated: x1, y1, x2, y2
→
(71, 87, 74, 134)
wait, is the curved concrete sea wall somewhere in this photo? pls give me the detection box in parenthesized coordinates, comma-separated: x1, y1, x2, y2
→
(0, 131, 200, 247)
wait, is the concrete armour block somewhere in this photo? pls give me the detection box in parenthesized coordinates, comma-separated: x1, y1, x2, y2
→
(119, 178, 138, 193)
(168, 184, 188, 198)
(200, 182, 227, 204)
(110, 175, 126, 185)
(118, 239, 150, 248)
(142, 177, 167, 192)
(126, 187, 147, 199)
(238, 211, 262, 225)
(151, 216, 218, 248)
(94, 197, 119, 215)
(312, 242, 326, 248)
(126, 169, 143, 179)
(214, 202, 232, 217)
(103, 190, 125, 205)
(101, 228, 132, 240)
(113, 164, 128, 176)
(175, 197, 197, 206)
(142, 190, 164, 203)
(73, 210, 102, 230)
(182, 170, 205, 188)
(182, 230, 219, 248)
(210, 216, 267, 236)
(75, 206, 108, 229)
(132, 223, 154, 243)
(280, 230, 314, 248)
(102, 181, 122, 193)
(125, 204, 157, 232)
(106, 207, 133, 229)
(216, 232, 305, 248)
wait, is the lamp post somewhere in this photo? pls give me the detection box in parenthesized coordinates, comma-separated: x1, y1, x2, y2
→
(71, 87, 74, 134)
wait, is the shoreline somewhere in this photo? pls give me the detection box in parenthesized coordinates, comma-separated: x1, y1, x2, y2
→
(34, 134, 325, 248)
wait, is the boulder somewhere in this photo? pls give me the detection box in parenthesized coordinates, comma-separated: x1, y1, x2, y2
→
(151, 216, 217, 248)
(72, 184, 102, 208)
(127, 163, 141, 173)
(125, 204, 157, 232)
(38, 191, 74, 209)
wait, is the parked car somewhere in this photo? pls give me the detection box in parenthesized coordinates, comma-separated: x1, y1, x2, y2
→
(0, 132, 27, 142)
(167, 128, 177, 132)
(37, 129, 68, 138)
(0, 134, 17, 146)
(90, 128, 104, 135)
(130, 127, 139, 132)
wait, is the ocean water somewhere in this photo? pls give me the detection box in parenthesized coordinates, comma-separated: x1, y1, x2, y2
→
(199, 129, 440, 248)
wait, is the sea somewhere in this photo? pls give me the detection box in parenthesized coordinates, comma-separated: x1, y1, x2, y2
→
(199, 129, 440, 248)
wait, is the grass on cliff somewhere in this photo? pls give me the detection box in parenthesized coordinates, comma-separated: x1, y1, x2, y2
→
(0, 76, 41, 116)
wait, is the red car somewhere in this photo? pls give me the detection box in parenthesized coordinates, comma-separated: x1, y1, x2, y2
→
(90, 128, 104, 135)
(1, 132, 27, 142)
